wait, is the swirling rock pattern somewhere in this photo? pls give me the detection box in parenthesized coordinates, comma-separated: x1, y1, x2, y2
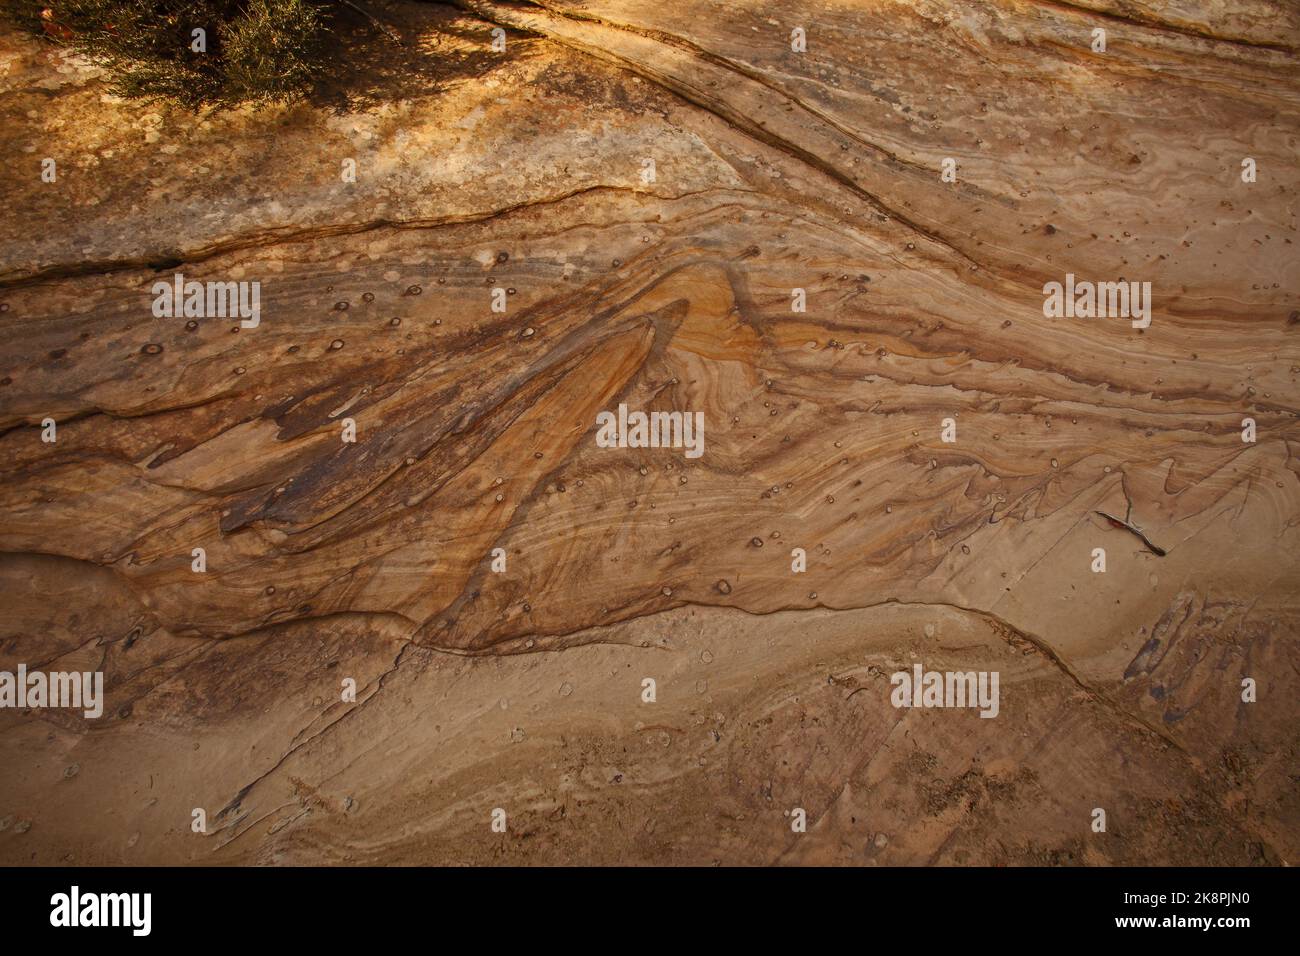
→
(0, 0, 1296, 865)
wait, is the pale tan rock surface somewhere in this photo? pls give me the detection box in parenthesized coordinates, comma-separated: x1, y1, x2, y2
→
(0, 0, 1295, 865)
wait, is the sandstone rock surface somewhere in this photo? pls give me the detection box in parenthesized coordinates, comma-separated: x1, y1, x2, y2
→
(0, 0, 1296, 865)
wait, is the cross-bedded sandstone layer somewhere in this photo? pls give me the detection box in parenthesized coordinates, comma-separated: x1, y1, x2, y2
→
(0, 0, 1296, 865)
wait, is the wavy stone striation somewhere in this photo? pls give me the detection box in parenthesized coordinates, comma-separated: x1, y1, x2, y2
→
(0, 0, 1296, 865)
